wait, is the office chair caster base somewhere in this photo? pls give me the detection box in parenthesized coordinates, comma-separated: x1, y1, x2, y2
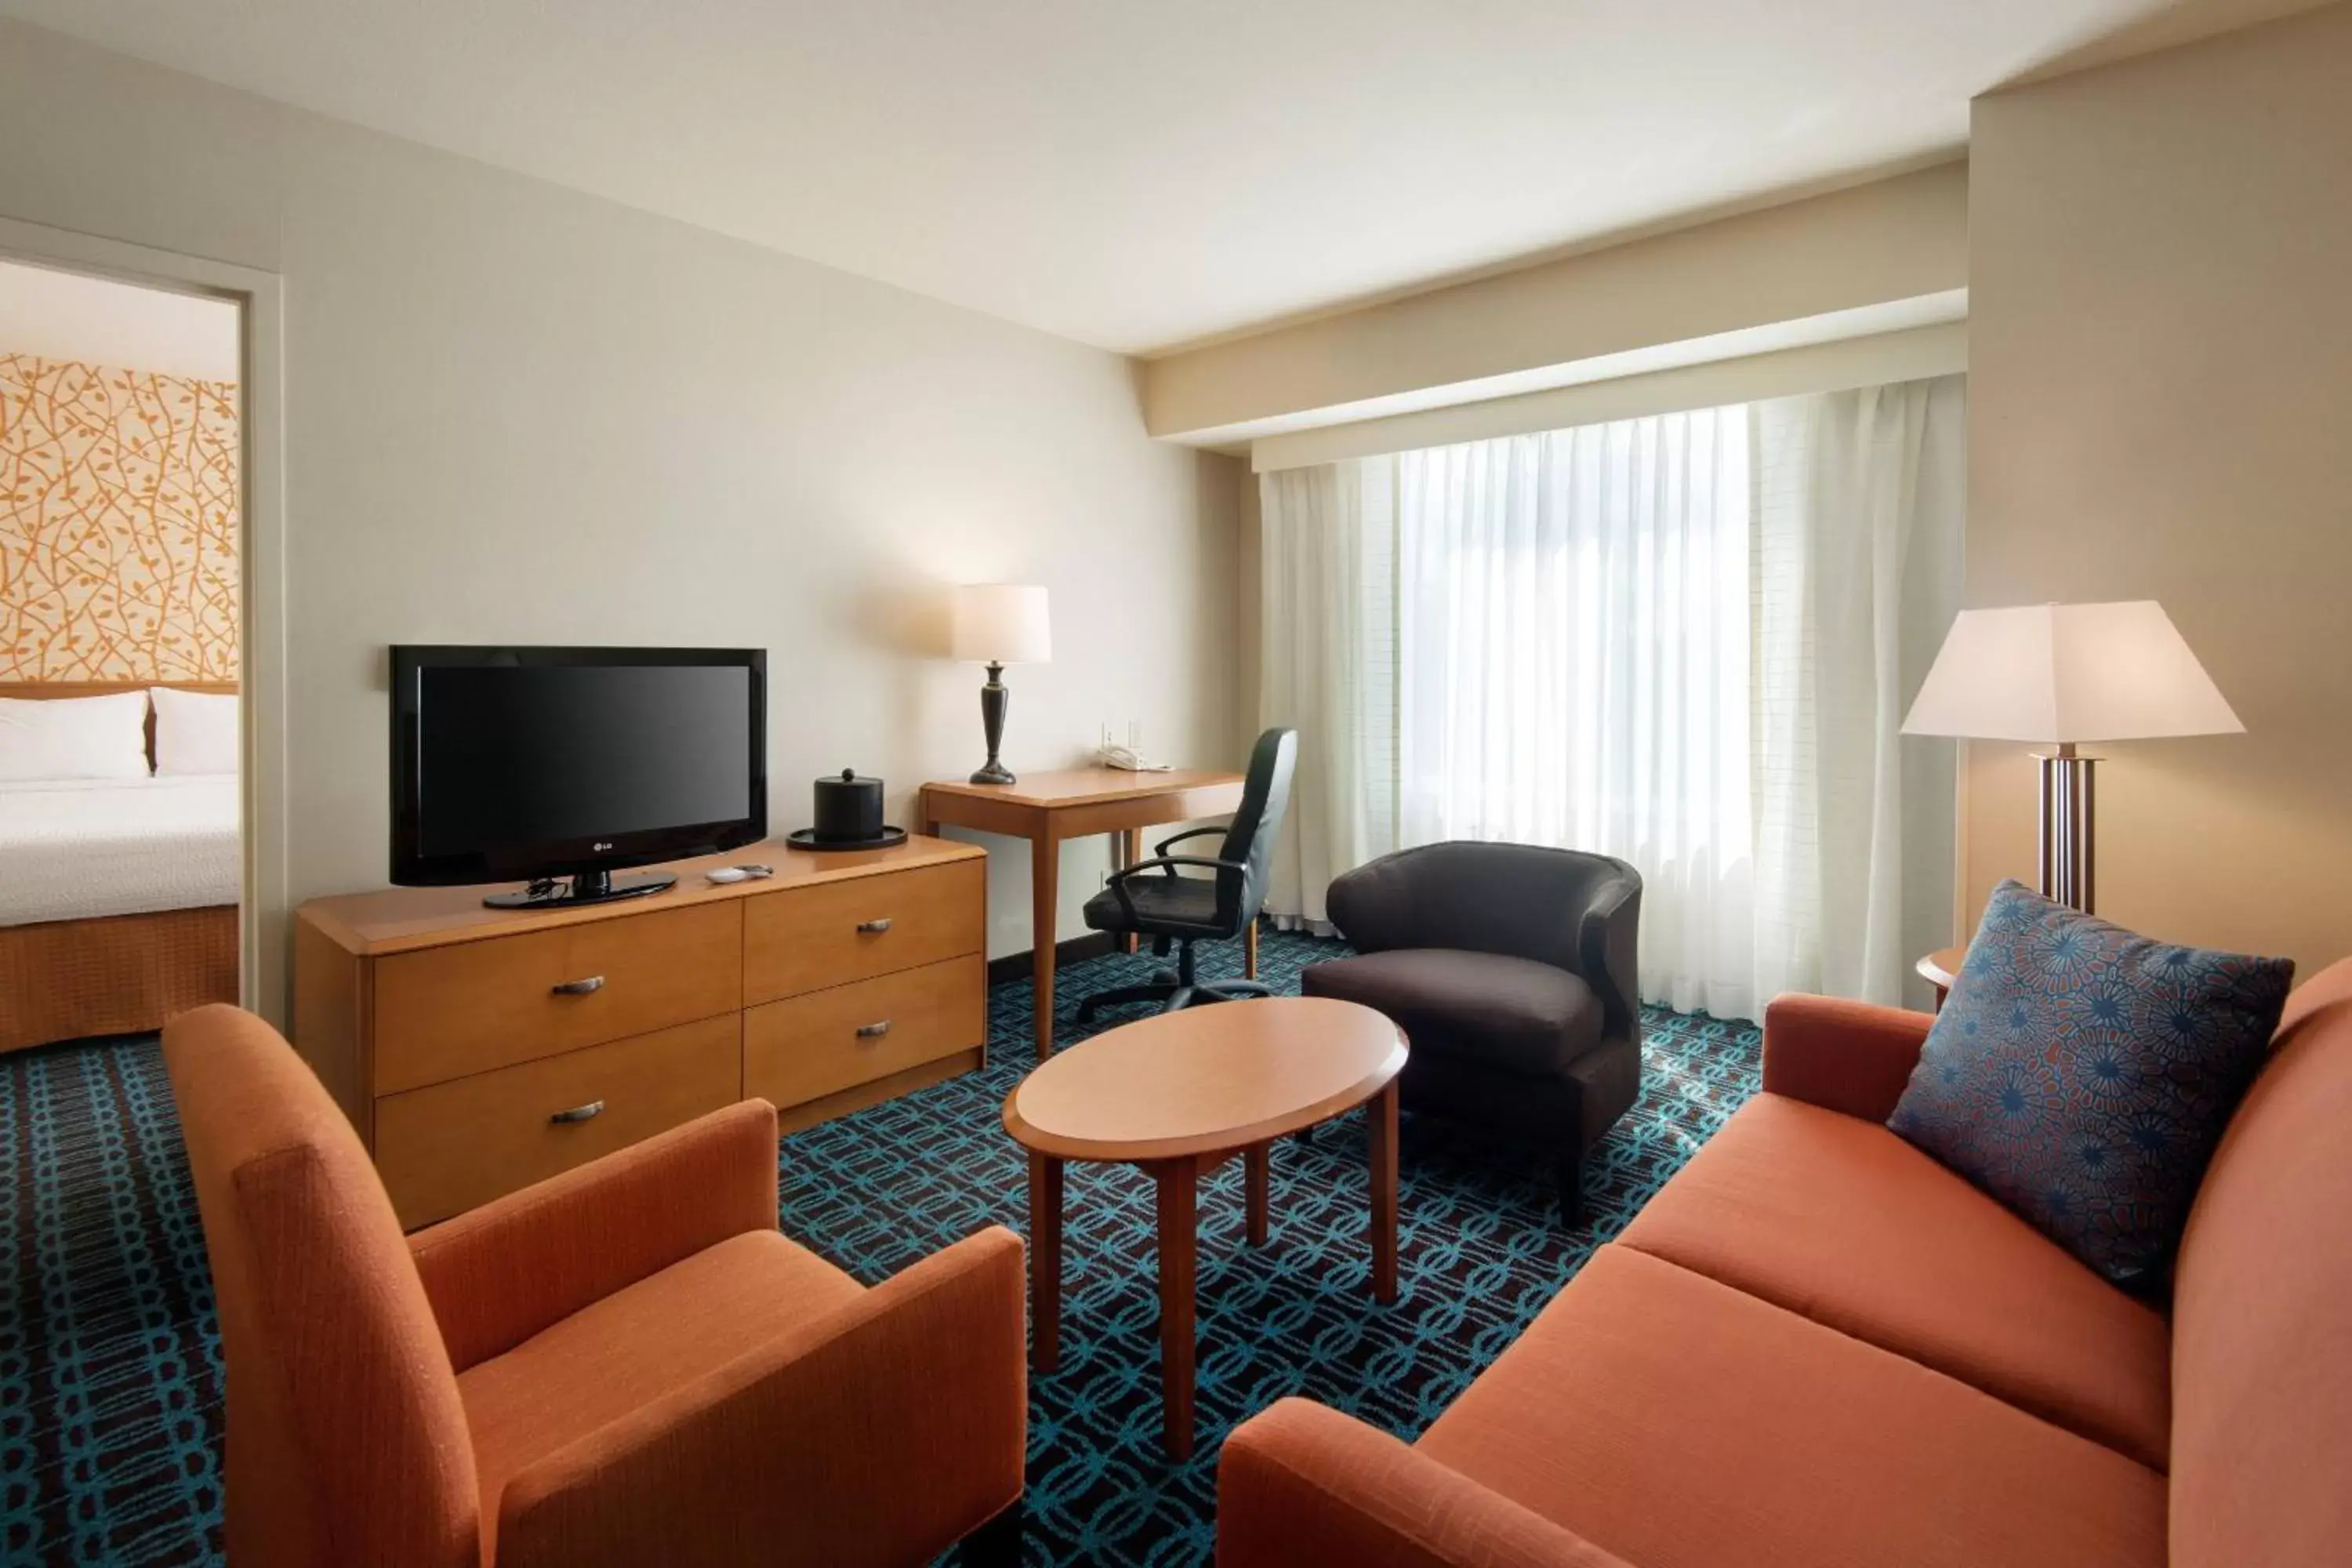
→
(1078, 981, 1195, 1022)
(1077, 976, 1273, 1022)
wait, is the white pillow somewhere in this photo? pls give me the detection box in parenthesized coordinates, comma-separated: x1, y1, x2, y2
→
(0, 691, 153, 782)
(151, 687, 240, 776)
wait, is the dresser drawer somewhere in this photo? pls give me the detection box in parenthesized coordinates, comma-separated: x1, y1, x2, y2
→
(745, 955, 983, 1110)
(373, 901, 742, 1094)
(374, 1014, 742, 1229)
(742, 858, 982, 1004)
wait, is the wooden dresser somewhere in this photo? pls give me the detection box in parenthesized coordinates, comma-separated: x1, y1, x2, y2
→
(293, 836, 986, 1228)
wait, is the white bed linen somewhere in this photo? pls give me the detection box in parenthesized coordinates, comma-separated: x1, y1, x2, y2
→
(0, 692, 153, 782)
(0, 775, 240, 926)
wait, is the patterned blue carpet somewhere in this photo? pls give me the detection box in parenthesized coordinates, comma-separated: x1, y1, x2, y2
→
(0, 931, 1760, 1566)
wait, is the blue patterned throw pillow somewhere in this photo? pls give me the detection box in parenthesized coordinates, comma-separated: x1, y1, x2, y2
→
(1889, 880, 2293, 1290)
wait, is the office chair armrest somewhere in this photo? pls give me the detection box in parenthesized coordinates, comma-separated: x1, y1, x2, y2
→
(492, 1227, 1027, 1568)
(1153, 824, 1227, 858)
(408, 1098, 780, 1371)
(1106, 855, 1241, 882)
(1218, 1399, 1632, 1568)
(1107, 855, 1245, 924)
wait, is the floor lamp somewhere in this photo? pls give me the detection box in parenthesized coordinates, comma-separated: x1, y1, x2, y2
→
(1901, 601, 2242, 914)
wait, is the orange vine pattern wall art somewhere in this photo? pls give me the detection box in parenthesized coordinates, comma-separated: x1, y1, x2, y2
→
(1, 353, 239, 681)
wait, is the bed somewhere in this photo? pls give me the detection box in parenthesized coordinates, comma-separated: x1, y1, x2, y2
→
(0, 681, 241, 1053)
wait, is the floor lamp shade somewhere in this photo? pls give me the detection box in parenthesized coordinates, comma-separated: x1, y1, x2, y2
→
(950, 584, 1051, 786)
(1902, 601, 2242, 912)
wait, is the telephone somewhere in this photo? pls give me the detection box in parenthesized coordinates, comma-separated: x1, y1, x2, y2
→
(1098, 722, 1172, 771)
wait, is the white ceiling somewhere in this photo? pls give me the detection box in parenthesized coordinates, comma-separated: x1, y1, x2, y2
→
(0, 0, 2216, 354)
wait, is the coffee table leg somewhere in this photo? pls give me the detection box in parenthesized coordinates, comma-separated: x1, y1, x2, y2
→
(1154, 1157, 1200, 1460)
(1029, 1152, 1064, 1373)
(1369, 1081, 1399, 1303)
(1244, 1143, 1270, 1247)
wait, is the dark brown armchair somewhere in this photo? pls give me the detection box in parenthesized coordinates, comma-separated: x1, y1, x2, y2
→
(1300, 841, 1642, 1225)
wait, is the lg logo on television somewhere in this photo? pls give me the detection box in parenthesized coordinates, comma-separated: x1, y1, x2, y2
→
(593, 841, 613, 851)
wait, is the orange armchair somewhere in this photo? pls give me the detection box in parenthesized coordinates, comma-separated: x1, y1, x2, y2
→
(164, 1004, 1026, 1568)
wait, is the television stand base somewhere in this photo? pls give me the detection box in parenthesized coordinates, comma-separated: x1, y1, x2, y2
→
(484, 870, 678, 909)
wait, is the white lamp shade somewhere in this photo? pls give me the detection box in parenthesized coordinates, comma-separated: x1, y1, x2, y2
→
(1902, 601, 2243, 743)
(949, 583, 1051, 664)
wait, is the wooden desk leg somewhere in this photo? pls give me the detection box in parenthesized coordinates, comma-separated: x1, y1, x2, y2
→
(1368, 1082, 1399, 1304)
(1029, 1152, 1064, 1374)
(1032, 829, 1059, 1061)
(1155, 1158, 1200, 1460)
(1120, 828, 1143, 953)
(1244, 1143, 1270, 1247)
(1245, 915, 1260, 980)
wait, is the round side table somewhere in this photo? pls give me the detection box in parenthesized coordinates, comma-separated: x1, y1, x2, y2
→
(1915, 946, 1967, 1011)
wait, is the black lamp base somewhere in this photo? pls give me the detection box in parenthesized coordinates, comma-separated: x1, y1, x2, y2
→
(972, 661, 1017, 786)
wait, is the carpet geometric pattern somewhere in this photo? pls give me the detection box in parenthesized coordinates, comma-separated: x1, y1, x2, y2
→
(2, 1035, 224, 1566)
(0, 931, 1761, 1566)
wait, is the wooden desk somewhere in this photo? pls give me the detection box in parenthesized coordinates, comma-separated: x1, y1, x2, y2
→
(916, 768, 1248, 1060)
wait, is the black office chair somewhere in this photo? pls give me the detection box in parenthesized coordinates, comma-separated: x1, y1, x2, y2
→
(1075, 728, 1298, 1021)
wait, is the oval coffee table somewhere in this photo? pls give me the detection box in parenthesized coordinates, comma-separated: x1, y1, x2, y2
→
(1004, 996, 1407, 1459)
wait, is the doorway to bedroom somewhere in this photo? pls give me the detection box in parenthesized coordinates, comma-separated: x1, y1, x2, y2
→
(0, 256, 244, 1054)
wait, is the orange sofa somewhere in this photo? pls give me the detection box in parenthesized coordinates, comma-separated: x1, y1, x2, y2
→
(164, 1004, 1028, 1568)
(1219, 958, 2352, 1567)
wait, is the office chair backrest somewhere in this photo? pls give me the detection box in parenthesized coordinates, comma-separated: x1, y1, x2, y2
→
(1218, 728, 1298, 925)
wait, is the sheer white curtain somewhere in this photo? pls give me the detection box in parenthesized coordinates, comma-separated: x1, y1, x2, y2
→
(1395, 410, 1757, 1016)
(1751, 376, 1966, 1007)
(1259, 374, 1966, 1020)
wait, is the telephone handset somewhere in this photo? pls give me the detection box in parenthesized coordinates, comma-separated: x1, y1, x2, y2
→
(1098, 723, 1172, 772)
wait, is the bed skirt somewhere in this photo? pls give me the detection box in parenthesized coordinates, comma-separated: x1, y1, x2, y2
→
(0, 906, 239, 1054)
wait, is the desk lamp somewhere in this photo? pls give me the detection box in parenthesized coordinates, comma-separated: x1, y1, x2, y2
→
(950, 583, 1051, 786)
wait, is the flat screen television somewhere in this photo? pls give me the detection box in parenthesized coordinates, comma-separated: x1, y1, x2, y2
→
(390, 645, 766, 907)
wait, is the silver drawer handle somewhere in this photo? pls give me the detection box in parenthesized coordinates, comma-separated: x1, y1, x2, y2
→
(855, 917, 894, 934)
(855, 1020, 893, 1040)
(551, 976, 605, 996)
(550, 1100, 604, 1125)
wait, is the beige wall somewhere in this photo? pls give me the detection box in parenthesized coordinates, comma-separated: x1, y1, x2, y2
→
(0, 18, 1242, 969)
(1965, 2, 2352, 973)
(1249, 320, 1967, 472)
(1145, 160, 1969, 441)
